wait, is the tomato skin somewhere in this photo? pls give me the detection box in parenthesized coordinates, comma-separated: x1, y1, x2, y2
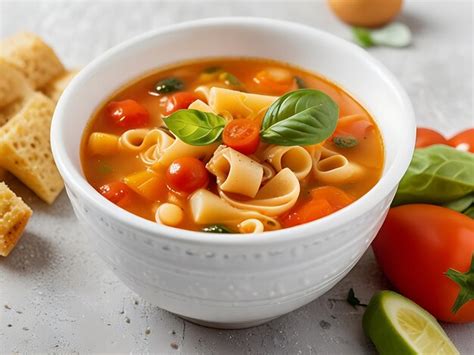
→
(415, 127, 449, 148)
(99, 181, 133, 207)
(106, 99, 149, 128)
(166, 157, 209, 194)
(222, 119, 261, 155)
(373, 204, 474, 323)
(165, 92, 199, 115)
(448, 128, 474, 152)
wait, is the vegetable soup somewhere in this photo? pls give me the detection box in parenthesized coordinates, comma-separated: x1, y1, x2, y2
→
(81, 58, 384, 233)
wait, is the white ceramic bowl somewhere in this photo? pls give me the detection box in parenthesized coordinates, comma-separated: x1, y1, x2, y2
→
(51, 17, 415, 329)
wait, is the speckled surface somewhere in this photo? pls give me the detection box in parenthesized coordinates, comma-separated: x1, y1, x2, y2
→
(0, 0, 473, 353)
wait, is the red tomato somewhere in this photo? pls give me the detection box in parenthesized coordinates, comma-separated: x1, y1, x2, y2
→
(165, 92, 199, 115)
(166, 157, 209, 194)
(222, 119, 260, 155)
(373, 204, 474, 323)
(280, 186, 353, 228)
(448, 128, 474, 152)
(106, 99, 149, 128)
(99, 181, 133, 207)
(415, 127, 449, 148)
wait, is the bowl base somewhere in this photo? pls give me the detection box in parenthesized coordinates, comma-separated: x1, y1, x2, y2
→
(179, 315, 280, 329)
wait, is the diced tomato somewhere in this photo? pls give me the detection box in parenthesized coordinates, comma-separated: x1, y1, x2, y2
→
(222, 119, 260, 155)
(166, 157, 209, 194)
(106, 99, 149, 128)
(165, 92, 199, 115)
(98, 181, 133, 207)
(416, 127, 449, 148)
(448, 128, 474, 152)
(280, 186, 353, 228)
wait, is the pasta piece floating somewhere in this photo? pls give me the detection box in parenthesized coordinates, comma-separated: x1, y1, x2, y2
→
(311, 146, 363, 184)
(220, 168, 300, 216)
(238, 219, 264, 234)
(190, 189, 280, 230)
(0, 182, 33, 256)
(156, 203, 184, 227)
(188, 99, 215, 113)
(263, 145, 313, 180)
(208, 87, 277, 119)
(88, 132, 119, 156)
(206, 146, 264, 198)
(155, 138, 218, 168)
(119, 128, 174, 165)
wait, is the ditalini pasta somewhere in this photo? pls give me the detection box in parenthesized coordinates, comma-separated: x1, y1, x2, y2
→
(81, 58, 384, 233)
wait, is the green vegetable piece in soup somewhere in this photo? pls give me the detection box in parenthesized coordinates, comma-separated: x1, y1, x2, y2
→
(261, 89, 339, 146)
(154, 77, 184, 94)
(333, 135, 358, 148)
(393, 145, 474, 206)
(202, 225, 233, 233)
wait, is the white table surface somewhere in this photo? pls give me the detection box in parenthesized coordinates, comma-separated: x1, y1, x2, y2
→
(0, 0, 473, 353)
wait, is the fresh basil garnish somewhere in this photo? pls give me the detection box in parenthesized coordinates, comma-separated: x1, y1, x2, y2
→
(154, 77, 184, 94)
(202, 224, 233, 233)
(393, 145, 474, 206)
(260, 89, 339, 146)
(163, 109, 226, 146)
(333, 135, 358, 148)
(443, 194, 474, 213)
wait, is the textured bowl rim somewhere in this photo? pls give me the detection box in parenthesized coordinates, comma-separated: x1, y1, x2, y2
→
(51, 17, 416, 246)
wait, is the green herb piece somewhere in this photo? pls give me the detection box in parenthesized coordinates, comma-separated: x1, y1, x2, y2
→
(352, 27, 374, 48)
(393, 145, 474, 206)
(261, 89, 339, 146)
(445, 254, 474, 313)
(464, 206, 474, 219)
(353, 22, 412, 48)
(98, 163, 113, 174)
(203, 66, 221, 74)
(223, 72, 242, 86)
(202, 224, 233, 233)
(153, 77, 184, 94)
(294, 76, 307, 89)
(163, 109, 226, 146)
(333, 135, 358, 148)
(443, 194, 474, 213)
(347, 288, 367, 308)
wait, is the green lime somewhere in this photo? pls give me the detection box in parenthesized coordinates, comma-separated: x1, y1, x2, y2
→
(363, 291, 459, 355)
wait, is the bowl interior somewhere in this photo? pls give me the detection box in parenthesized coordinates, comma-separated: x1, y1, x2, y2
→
(52, 18, 415, 241)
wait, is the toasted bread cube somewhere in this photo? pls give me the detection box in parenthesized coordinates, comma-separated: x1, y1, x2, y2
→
(0, 60, 32, 108)
(0, 32, 65, 89)
(0, 92, 64, 204)
(0, 182, 32, 256)
(42, 69, 79, 103)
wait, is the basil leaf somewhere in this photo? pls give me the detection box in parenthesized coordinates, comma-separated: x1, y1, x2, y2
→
(261, 89, 339, 146)
(163, 109, 226, 146)
(393, 145, 474, 206)
(352, 27, 374, 48)
(443, 194, 474, 213)
(464, 206, 474, 219)
(154, 77, 184, 94)
(202, 224, 233, 233)
(353, 23, 412, 48)
(333, 135, 358, 148)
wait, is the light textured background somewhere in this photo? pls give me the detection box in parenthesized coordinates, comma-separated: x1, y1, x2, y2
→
(0, 0, 473, 353)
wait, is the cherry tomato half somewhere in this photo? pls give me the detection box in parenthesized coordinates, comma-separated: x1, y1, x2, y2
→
(166, 157, 209, 194)
(106, 99, 149, 129)
(99, 181, 133, 207)
(448, 128, 474, 152)
(165, 92, 199, 115)
(415, 127, 449, 148)
(222, 119, 261, 155)
(373, 204, 474, 323)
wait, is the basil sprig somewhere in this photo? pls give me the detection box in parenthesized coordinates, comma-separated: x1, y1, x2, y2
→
(163, 109, 226, 146)
(261, 89, 338, 146)
(393, 145, 474, 207)
(164, 89, 339, 147)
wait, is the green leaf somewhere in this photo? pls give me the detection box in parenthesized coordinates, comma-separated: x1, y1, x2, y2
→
(352, 27, 374, 48)
(347, 288, 367, 309)
(443, 194, 474, 213)
(261, 89, 339, 146)
(153, 77, 184, 94)
(221, 72, 242, 86)
(202, 224, 233, 233)
(163, 109, 226, 146)
(333, 135, 358, 148)
(393, 145, 474, 206)
(464, 206, 474, 219)
(445, 254, 474, 313)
